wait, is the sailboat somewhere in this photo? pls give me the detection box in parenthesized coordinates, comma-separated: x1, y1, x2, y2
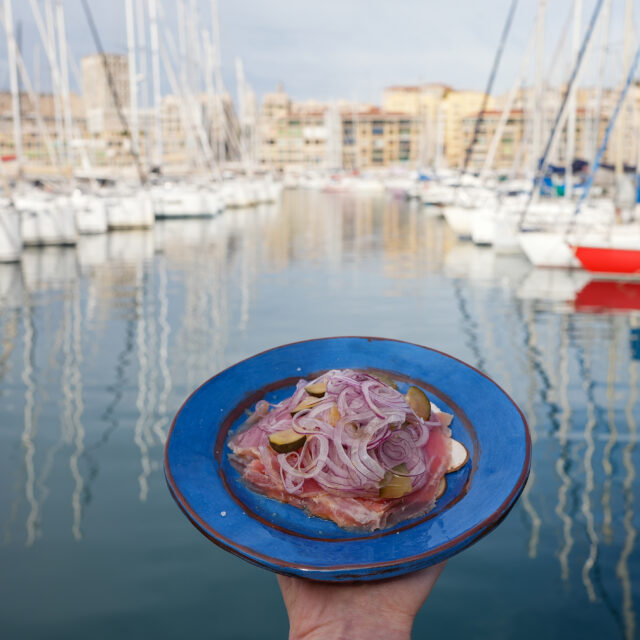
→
(572, 225, 640, 274)
(568, 22, 640, 275)
(517, 0, 639, 270)
(514, 0, 609, 264)
(441, 0, 520, 237)
(0, 195, 22, 263)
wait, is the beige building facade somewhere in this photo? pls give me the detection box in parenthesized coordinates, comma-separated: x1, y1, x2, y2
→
(258, 91, 421, 170)
(382, 84, 493, 169)
(0, 90, 86, 167)
(5, 62, 640, 176)
(82, 54, 130, 135)
(342, 108, 419, 169)
(459, 85, 640, 175)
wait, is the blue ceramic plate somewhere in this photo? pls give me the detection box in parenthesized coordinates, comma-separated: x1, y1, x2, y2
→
(165, 337, 530, 582)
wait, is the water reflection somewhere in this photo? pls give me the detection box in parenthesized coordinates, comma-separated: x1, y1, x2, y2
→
(618, 354, 638, 640)
(0, 192, 639, 638)
(555, 314, 573, 581)
(22, 300, 37, 546)
(577, 334, 598, 602)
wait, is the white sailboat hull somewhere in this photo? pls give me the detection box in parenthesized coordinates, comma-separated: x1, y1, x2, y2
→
(107, 192, 154, 229)
(0, 206, 22, 262)
(73, 195, 108, 234)
(153, 187, 223, 218)
(19, 198, 78, 247)
(471, 208, 496, 246)
(443, 206, 474, 238)
(518, 230, 581, 268)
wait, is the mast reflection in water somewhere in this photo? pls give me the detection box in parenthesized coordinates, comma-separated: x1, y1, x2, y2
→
(0, 192, 638, 640)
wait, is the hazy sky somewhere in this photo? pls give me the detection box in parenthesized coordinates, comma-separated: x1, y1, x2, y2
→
(0, 0, 633, 106)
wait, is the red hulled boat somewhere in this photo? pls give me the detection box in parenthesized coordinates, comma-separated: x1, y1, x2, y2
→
(571, 224, 640, 275)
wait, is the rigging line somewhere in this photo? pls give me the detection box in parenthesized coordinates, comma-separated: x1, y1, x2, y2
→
(519, 0, 605, 226)
(568, 42, 640, 232)
(80, 0, 146, 185)
(545, 1, 575, 86)
(460, 0, 519, 178)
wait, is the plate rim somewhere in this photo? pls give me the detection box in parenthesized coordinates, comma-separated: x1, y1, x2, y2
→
(164, 335, 531, 577)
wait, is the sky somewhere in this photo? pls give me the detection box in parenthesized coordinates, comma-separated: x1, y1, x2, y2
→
(0, 0, 634, 108)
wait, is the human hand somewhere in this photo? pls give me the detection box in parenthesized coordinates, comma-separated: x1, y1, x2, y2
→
(277, 561, 446, 640)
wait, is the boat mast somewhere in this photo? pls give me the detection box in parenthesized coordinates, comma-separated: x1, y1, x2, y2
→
(176, 0, 195, 165)
(148, 0, 163, 170)
(460, 0, 519, 177)
(202, 28, 216, 155)
(520, 0, 604, 224)
(201, 27, 224, 179)
(28, 0, 68, 166)
(615, 0, 633, 178)
(157, 15, 215, 172)
(136, 0, 150, 172)
(0, 8, 58, 167)
(435, 104, 445, 173)
(188, 0, 219, 174)
(44, 0, 64, 163)
(211, 0, 225, 165)
(571, 43, 640, 224)
(565, 0, 582, 199)
(481, 23, 535, 179)
(591, 0, 611, 163)
(532, 0, 546, 179)
(4, 0, 22, 177)
(80, 0, 146, 184)
(188, 0, 198, 105)
(125, 0, 139, 159)
(55, 0, 73, 169)
(235, 57, 247, 168)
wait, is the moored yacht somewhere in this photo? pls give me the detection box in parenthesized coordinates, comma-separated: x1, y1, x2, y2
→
(0, 199, 22, 262)
(16, 193, 78, 246)
(106, 190, 154, 230)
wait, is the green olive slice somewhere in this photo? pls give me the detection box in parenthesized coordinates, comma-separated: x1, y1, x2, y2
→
(304, 381, 327, 397)
(268, 429, 307, 454)
(405, 386, 431, 420)
(291, 396, 322, 415)
(379, 463, 412, 499)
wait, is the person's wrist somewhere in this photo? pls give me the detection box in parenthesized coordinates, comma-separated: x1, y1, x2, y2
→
(289, 610, 413, 640)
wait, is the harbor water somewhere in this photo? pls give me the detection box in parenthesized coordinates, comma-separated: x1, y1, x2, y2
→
(1, 190, 639, 639)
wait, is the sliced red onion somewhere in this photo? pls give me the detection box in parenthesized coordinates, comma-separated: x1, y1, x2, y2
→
(251, 369, 441, 499)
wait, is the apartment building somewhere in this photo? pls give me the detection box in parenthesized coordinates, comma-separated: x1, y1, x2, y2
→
(258, 90, 420, 169)
(0, 90, 86, 166)
(342, 108, 419, 169)
(382, 84, 492, 169)
(459, 84, 640, 175)
(82, 54, 130, 135)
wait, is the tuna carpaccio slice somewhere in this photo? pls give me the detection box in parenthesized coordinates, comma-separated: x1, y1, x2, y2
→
(228, 412, 453, 531)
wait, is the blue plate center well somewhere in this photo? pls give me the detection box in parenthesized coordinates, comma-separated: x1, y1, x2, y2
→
(218, 377, 476, 541)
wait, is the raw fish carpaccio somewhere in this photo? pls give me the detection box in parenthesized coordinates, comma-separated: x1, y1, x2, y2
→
(228, 369, 460, 531)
